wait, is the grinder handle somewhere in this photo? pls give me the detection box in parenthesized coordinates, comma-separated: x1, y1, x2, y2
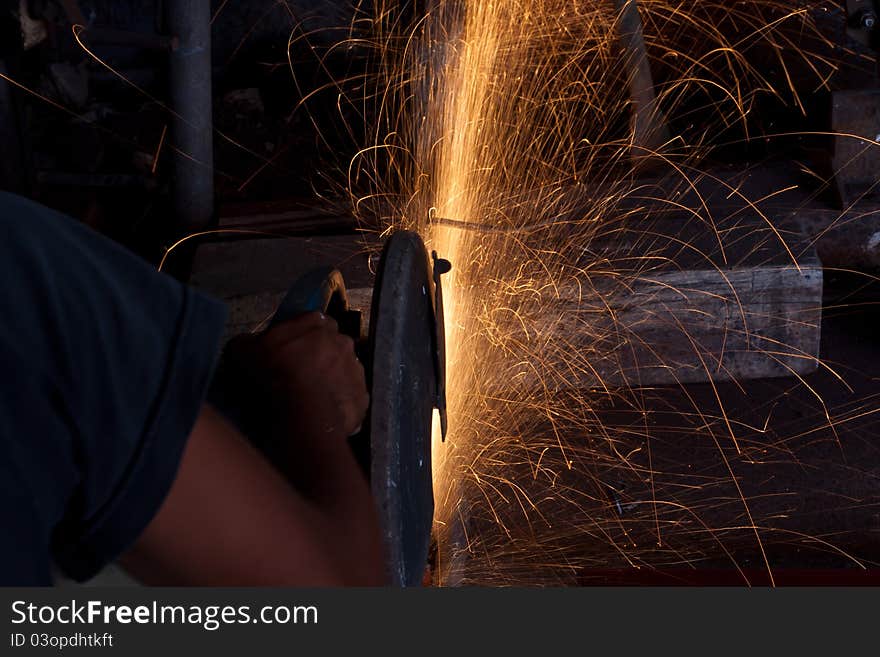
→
(208, 267, 360, 445)
(270, 267, 349, 326)
(270, 267, 369, 470)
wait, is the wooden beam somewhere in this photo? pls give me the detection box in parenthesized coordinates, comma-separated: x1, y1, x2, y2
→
(565, 214, 822, 387)
(831, 89, 880, 208)
(789, 203, 880, 270)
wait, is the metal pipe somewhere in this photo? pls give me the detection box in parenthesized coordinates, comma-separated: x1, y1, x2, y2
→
(164, 0, 215, 233)
(614, 0, 670, 158)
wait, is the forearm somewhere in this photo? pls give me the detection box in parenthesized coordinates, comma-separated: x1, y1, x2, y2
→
(207, 313, 384, 584)
(123, 406, 384, 586)
(273, 419, 385, 585)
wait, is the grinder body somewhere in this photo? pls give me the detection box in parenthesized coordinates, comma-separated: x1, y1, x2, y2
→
(269, 231, 447, 586)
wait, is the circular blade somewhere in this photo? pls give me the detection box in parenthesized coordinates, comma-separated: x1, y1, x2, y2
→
(368, 231, 436, 586)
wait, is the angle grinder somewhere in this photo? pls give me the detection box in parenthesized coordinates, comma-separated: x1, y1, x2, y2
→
(213, 231, 450, 586)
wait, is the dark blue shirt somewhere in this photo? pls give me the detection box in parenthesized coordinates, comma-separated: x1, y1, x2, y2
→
(0, 192, 226, 584)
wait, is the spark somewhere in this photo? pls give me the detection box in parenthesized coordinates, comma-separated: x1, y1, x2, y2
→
(343, 0, 880, 585)
(13, 0, 871, 585)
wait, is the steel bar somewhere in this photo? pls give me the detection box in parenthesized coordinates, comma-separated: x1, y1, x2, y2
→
(614, 0, 670, 160)
(164, 0, 215, 232)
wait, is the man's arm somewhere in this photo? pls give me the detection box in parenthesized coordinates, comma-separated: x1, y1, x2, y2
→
(122, 313, 386, 586)
(0, 193, 381, 585)
(121, 404, 384, 586)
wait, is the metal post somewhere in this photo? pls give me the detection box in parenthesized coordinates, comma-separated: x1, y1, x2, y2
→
(164, 0, 215, 232)
(614, 0, 670, 159)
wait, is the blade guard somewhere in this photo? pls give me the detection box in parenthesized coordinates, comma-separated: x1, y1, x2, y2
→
(269, 267, 349, 325)
(368, 231, 449, 586)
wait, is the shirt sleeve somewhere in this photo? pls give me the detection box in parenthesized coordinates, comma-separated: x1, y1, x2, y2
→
(0, 192, 227, 583)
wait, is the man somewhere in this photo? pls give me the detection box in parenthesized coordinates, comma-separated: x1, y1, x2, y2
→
(0, 191, 385, 586)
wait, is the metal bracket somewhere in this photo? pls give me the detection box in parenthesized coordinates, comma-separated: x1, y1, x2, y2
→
(431, 252, 452, 442)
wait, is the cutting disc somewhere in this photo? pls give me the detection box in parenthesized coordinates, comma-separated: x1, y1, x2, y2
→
(367, 231, 438, 586)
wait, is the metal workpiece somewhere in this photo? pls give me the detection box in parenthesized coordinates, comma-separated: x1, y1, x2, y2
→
(164, 0, 215, 233)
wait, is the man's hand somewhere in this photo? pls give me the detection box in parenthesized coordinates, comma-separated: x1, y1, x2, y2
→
(228, 312, 369, 442)
(126, 313, 387, 586)
(223, 313, 385, 585)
